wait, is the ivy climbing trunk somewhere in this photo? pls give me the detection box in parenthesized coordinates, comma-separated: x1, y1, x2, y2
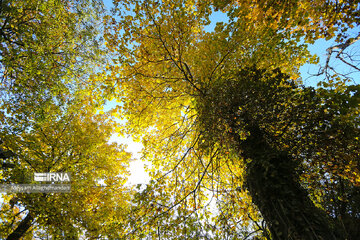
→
(197, 68, 353, 239)
(241, 124, 341, 240)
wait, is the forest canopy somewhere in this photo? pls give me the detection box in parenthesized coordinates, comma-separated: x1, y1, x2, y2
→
(1, 0, 360, 239)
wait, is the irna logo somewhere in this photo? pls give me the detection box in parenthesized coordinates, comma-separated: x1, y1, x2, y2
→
(34, 172, 71, 182)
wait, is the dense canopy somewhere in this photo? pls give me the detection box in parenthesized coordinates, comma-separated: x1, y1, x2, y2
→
(1, 0, 360, 239)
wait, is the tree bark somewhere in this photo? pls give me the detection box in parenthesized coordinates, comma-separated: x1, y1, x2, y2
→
(7, 212, 34, 240)
(241, 125, 342, 240)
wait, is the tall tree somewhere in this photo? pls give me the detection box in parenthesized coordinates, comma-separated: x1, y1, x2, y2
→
(1, 100, 132, 239)
(1, 0, 133, 239)
(105, 0, 360, 239)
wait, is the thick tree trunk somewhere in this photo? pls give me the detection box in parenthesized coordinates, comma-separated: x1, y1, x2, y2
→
(241, 125, 342, 240)
(7, 212, 34, 240)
